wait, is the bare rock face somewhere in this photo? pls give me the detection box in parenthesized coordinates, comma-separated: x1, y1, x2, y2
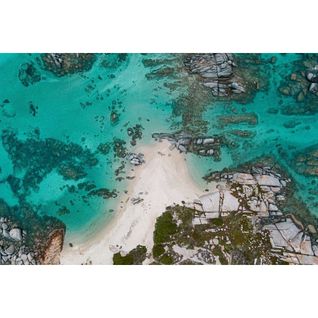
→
(201, 163, 318, 265)
(40, 229, 65, 265)
(183, 53, 245, 97)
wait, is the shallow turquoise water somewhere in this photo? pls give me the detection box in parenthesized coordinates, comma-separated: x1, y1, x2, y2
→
(0, 53, 318, 237)
(0, 54, 177, 236)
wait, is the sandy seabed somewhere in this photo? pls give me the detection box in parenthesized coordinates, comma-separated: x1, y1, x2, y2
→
(60, 140, 205, 264)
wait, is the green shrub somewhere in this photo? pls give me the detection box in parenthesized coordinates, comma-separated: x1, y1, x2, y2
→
(113, 245, 147, 265)
(159, 254, 174, 265)
(152, 244, 165, 258)
(154, 211, 177, 244)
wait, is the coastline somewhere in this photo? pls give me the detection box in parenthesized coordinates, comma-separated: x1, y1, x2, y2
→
(60, 140, 206, 264)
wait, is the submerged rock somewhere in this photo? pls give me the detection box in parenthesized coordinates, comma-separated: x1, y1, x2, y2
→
(18, 62, 41, 87)
(294, 145, 318, 176)
(278, 55, 318, 114)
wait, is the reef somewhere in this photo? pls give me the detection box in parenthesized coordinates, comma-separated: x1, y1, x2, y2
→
(100, 53, 128, 70)
(18, 62, 41, 87)
(88, 188, 118, 199)
(127, 124, 144, 146)
(217, 112, 258, 127)
(293, 145, 318, 176)
(1, 130, 98, 193)
(143, 53, 265, 134)
(41, 53, 96, 77)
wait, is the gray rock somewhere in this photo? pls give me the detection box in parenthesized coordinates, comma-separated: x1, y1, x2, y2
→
(9, 228, 22, 241)
(21, 254, 28, 263)
(309, 83, 318, 94)
(178, 145, 187, 153)
(184, 53, 246, 97)
(2, 229, 10, 239)
(202, 138, 215, 145)
(5, 244, 15, 255)
(127, 153, 145, 166)
(1, 223, 8, 230)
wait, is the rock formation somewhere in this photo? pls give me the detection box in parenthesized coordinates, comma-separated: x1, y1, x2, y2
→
(127, 153, 145, 166)
(41, 53, 96, 77)
(183, 53, 246, 97)
(115, 161, 318, 265)
(152, 132, 222, 160)
(40, 229, 65, 265)
(0, 200, 66, 265)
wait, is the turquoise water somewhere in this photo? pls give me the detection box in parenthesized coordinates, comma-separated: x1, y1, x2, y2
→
(0, 53, 318, 239)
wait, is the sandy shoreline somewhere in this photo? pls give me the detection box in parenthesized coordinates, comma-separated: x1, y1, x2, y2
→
(60, 140, 205, 265)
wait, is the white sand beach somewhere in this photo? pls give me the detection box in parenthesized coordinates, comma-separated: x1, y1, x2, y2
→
(60, 140, 205, 264)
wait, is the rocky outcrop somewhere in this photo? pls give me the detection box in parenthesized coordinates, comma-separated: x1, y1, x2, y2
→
(40, 229, 65, 265)
(41, 53, 96, 77)
(152, 132, 222, 160)
(183, 54, 246, 97)
(200, 165, 318, 265)
(200, 166, 289, 218)
(119, 162, 318, 265)
(306, 66, 318, 94)
(127, 153, 145, 166)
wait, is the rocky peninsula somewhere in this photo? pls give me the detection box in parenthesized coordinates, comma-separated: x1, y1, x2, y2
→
(112, 154, 318, 265)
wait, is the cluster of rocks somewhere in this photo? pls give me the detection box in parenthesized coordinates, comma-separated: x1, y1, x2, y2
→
(196, 165, 318, 265)
(0, 217, 37, 265)
(306, 65, 318, 95)
(41, 53, 96, 77)
(127, 153, 145, 166)
(0, 199, 66, 265)
(152, 132, 222, 160)
(279, 64, 318, 101)
(183, 53, 246, 97)
(278, 56, 318, 115)
(0, 215, 66, 265)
